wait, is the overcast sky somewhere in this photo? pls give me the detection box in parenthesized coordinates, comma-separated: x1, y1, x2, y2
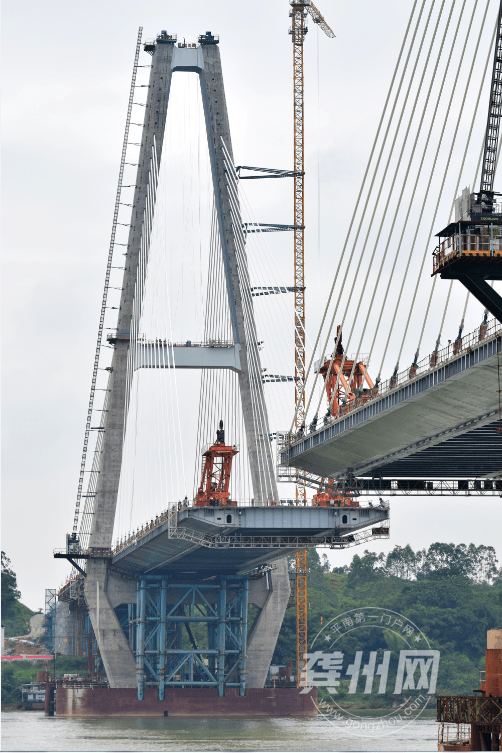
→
(2, 0, 501, 611)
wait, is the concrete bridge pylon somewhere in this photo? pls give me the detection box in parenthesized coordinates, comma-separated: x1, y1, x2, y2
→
(82, 32, 287, 692)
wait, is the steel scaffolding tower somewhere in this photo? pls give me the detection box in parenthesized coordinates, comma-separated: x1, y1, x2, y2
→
(129, 576, 249, 699)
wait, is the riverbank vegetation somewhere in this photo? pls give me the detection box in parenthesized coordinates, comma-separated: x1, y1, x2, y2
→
(2, 544, 500, 708)
(1, 657, 88, 707)
(1, 552, 34, 638)
(272, 542, 502, 701)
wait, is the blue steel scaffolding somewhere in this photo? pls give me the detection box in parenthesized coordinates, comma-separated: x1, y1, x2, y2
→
(85, 612, 103, 679)
(129, 575, 249, 699)
(44, 589, 56, 654)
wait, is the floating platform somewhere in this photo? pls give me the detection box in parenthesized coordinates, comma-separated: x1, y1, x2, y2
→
(54, 686, 318, 717)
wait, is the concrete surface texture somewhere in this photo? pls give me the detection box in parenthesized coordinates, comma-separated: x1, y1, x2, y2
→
(246, 557, 291, 688)
(29, 613, 45, 638)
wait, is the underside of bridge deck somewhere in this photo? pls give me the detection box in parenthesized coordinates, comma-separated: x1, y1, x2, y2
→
(110, 505, 390, 576)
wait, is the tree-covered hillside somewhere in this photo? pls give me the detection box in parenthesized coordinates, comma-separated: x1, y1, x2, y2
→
(273, 543, 502, 698)
(1, 552, 35, 638)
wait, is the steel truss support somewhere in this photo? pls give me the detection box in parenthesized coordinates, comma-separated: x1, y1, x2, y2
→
(235, 165, 303, 179)
(85, 612, 102, 680)
(129, 576, 249, 699)
(44, 589, 57, 655)
(277, 465, 502, 495)
(242, 223, 303, 233)
(457, 274, 502, 324)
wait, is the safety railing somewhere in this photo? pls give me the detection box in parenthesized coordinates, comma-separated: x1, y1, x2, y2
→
(437, 722, 470, 748)
(58, 572, 85, 599)
(110, 497, 385, 556)
(437, 695, 502, 724)
(201, 443, 239, 454)
(53, 679, 108, 688)
(285, 316, 501, 445)
(53, 547, 112, 558)
(372, 317, 500, 396)
(433, 230, 502, 272)
(135, 338, 235, 348)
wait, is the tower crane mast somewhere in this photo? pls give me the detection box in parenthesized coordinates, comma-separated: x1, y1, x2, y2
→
(289, 0, 334, 689)
(480, 0, 502, 193)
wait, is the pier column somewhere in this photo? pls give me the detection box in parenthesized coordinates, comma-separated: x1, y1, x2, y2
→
(44, 683, 55, 716)
(246, 557, 290, 688)
(158, 579, 167, 701)
(239, 578, 249, 696)
(217, 578, 227, 697)
(136, 579, 146, 700)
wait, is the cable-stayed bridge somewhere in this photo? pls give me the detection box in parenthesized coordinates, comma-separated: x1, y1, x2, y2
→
(51, 1, 502, 709)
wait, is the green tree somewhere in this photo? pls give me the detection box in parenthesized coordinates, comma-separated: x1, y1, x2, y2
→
(273, 542, 502, 704)
(1, 552, 21, 616)
(1, 552, 34, 637)
(1, 665, 19, 705)
(306, 549, 330, 589)
(347, 550, 385, 586)
(420, 542, 472, 579)
(386, 545, 422, 579)
(466, 544, 498, 584)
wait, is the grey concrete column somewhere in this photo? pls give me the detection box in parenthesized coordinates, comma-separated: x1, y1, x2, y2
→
(84, 561, 136, 688)
(246, 557, 290, 688)
(85, 38, 175, 688)
(89, 39, 175, 552)
(54, 600, 74, 656)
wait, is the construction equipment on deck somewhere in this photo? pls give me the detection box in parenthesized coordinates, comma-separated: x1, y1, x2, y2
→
(315, 326, 374, 419)
(312, 479, 359, 507)
(194, 421, 238, 507)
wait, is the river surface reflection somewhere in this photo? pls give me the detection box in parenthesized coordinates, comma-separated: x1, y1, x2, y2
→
(1, 710, 438, 752)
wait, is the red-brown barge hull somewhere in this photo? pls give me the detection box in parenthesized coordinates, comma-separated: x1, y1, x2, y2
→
(55, 686, 318, 717)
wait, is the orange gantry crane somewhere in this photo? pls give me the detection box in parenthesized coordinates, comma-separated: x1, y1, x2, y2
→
(289, 0, 334, 689)
(194, 421, 238, 508)
(317, 326, 374, 419)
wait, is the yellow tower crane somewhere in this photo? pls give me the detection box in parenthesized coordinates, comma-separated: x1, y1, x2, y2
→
(289, 0, 334, 689)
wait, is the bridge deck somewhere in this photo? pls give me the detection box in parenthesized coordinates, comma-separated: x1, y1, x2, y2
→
(281, 328, 501, 480)
(111, 505, 389, 576)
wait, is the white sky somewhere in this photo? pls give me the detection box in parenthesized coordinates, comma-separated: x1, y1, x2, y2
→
(2, 0, 501, 610)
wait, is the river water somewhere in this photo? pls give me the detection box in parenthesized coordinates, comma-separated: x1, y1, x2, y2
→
(1, 710, 438, 752)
